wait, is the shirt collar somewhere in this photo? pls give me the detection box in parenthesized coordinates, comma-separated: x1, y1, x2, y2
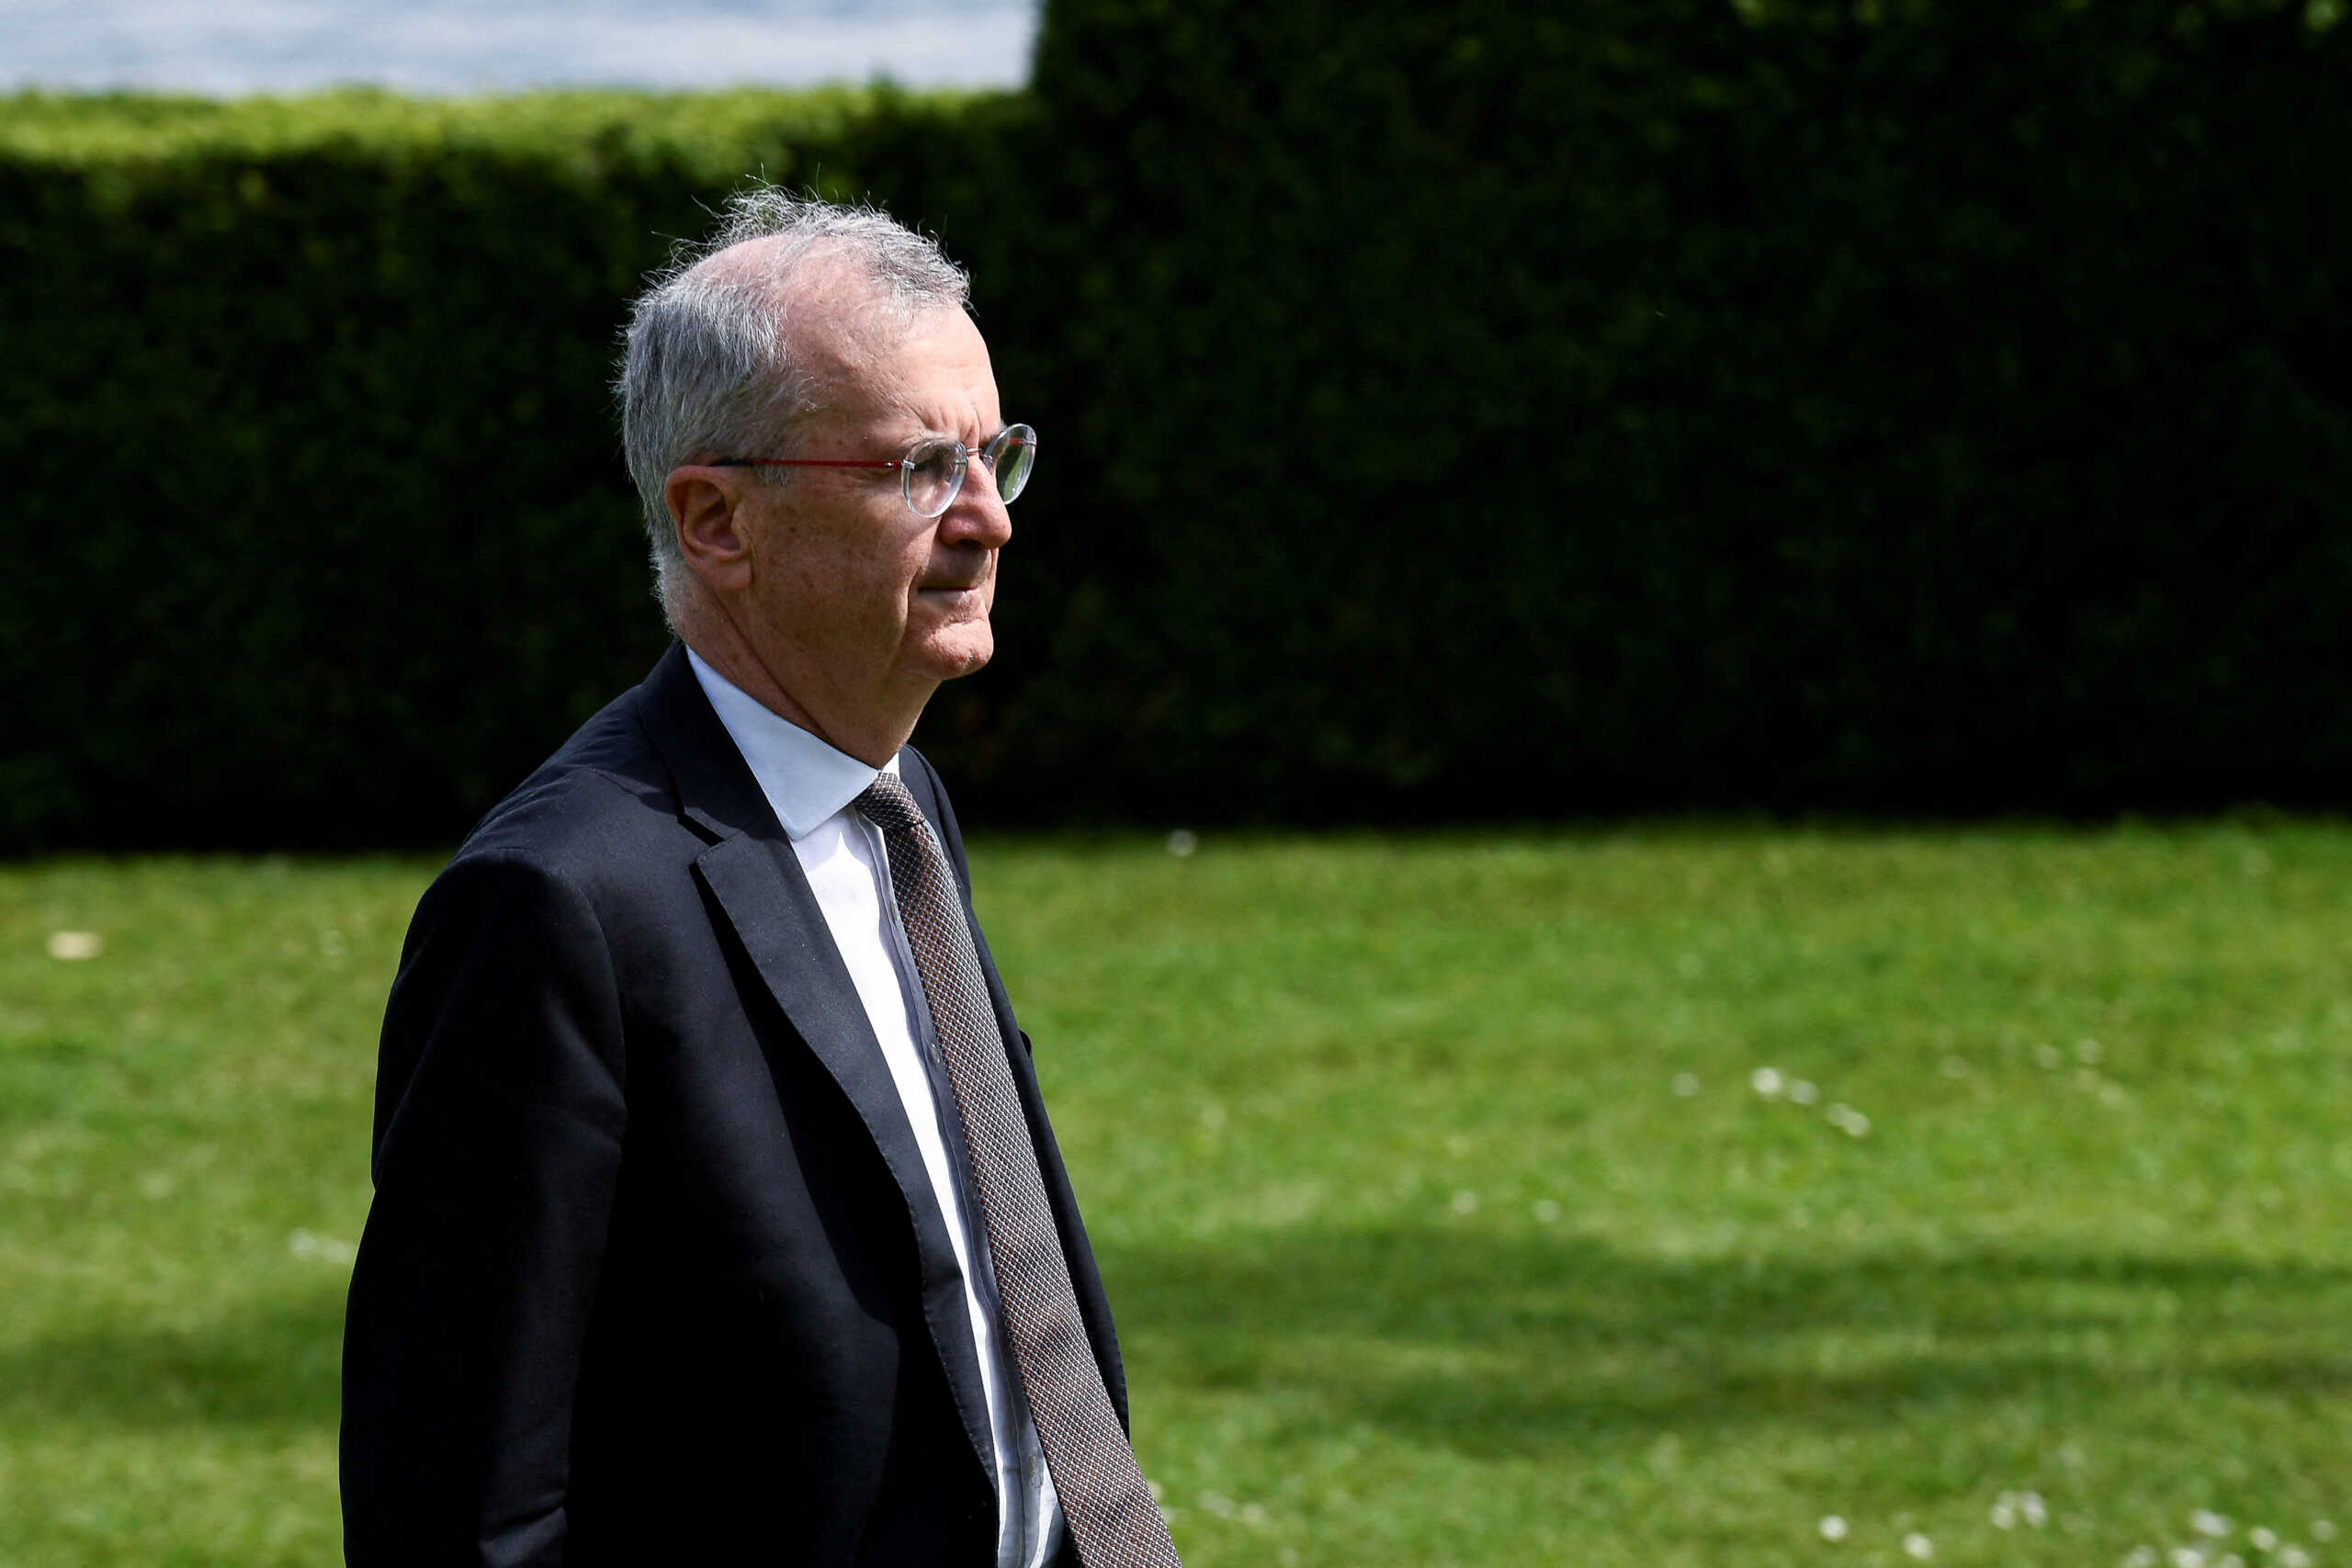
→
(684, 644, 898, 840)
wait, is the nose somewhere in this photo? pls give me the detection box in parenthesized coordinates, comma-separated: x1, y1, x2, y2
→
(939, 460, 1013, 548)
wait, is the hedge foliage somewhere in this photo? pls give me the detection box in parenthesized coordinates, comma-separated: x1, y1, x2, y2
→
(0, 88, 1003, 847)
(1009, 0, 2352, 820)
(5, 1, 2350, 848)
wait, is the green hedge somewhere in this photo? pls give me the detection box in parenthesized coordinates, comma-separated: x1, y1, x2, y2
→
(1005, 0, 2352, 819)
(5, 1, 2351, 849)
(0, 89, 1002, 847)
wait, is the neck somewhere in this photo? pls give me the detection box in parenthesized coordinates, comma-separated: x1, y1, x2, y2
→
(669, 588, 929, 767)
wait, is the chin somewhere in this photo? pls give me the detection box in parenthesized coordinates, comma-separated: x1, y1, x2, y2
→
(913, 627, 995, 682)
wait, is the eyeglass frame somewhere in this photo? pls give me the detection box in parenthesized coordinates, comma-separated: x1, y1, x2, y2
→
(703, 423, 1036, 519)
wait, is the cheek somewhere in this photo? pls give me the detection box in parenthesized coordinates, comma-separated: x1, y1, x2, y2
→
(767, 520, 912, 624)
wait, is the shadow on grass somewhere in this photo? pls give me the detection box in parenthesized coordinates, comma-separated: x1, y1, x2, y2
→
(6, 1238, 2346, 1455)
(1101, 1232, 2352, 1457)
(0, 1285, 345, 1430)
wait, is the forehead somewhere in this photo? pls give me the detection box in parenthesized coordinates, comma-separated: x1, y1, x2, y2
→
(806, 310, 998, 437)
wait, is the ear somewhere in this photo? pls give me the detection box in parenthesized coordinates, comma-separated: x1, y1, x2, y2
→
(665, 467, 758, 594)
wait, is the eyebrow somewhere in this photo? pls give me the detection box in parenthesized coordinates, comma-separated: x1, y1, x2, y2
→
(909, 421, 1010, 446)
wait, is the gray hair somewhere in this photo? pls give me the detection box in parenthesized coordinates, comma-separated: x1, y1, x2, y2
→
(616, 185, 972, 608)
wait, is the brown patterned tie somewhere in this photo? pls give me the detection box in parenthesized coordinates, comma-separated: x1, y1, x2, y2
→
(856, 773, 1183, 1568)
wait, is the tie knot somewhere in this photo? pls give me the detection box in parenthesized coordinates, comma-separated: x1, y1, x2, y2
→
(854, 771, 924, 836)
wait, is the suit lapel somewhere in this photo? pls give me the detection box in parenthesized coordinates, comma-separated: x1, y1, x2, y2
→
(633, 646, 998, 1483)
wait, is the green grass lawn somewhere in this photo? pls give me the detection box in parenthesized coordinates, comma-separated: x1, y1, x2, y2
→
(3, 824, 2348, 1566)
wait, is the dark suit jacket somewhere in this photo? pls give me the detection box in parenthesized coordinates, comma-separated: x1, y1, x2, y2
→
(342, 644, 1125, 1567)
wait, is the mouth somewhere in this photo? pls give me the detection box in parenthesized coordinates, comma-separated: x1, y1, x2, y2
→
(915, 578, 987, 597)
(915, 552, 994, 607)
(912, 583, 989, 622)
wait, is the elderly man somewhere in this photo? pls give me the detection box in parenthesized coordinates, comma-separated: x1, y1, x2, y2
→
(341, 189, 1180, 1568)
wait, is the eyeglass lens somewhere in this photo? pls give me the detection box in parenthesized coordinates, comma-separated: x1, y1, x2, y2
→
(988, 426, 1036, 505)
(900, 425, 1037, 517)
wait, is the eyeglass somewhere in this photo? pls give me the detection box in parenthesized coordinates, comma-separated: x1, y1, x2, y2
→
(708, 423, 1037, 519)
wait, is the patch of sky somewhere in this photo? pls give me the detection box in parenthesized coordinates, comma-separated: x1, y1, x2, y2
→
(2, 0, 1040, 96)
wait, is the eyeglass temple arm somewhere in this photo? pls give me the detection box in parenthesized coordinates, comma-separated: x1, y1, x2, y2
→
(706, 457, 905, 470)
(707, 431, 1033, 471)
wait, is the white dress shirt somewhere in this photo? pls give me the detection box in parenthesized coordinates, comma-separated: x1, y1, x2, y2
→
(686, 648, 1063, 1568)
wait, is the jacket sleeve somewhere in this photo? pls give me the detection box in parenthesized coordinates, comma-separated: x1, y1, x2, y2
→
(341, 852, 627, 1568)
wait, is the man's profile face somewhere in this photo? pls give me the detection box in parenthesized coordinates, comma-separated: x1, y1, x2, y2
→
(735, 299, 1013, 715)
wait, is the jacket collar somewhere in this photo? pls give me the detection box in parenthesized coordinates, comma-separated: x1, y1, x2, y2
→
(631, 641, 781, 845)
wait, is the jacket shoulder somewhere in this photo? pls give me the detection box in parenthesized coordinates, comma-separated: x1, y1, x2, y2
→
(419, 686, 715, 927)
